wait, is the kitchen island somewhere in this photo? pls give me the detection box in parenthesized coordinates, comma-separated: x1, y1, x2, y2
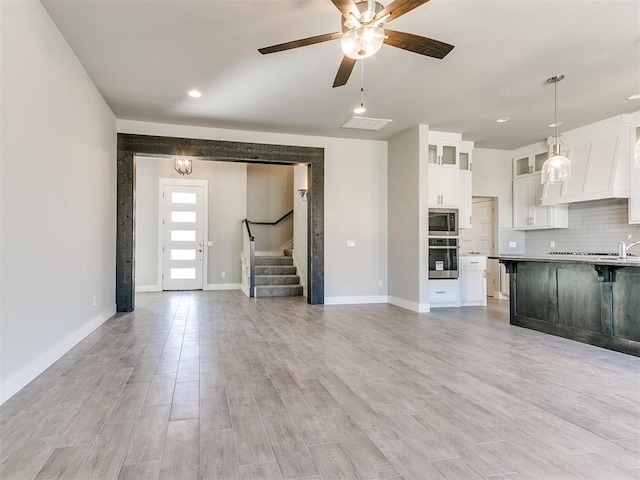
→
(496, 255, 640, 356)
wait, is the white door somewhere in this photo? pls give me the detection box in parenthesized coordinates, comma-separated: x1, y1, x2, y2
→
(161, 184, 205, 290)
(474, 198, 497, 297)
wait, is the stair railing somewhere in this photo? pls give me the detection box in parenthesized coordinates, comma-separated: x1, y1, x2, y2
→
(242, 219, 255, 298)
(243, 210, 294, 298)
(249, 209, 293, 226)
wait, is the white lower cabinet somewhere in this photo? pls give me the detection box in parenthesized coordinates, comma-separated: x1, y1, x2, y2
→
(428, 279, 461, 308)
(460, 256, 487, 306)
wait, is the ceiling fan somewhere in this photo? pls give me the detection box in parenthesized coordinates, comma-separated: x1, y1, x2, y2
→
(258, 0, 454, 88)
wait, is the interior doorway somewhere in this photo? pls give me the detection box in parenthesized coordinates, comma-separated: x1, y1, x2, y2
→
(160, 179, 207, 291)
(117, 133, 325, 312)
(460, 197, 499, 297)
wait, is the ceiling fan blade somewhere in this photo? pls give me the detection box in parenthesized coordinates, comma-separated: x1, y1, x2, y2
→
(331, 0, 360, 21)
(384, 29, 454, 59)
(333, 56, 357, 88)
(259, 32, 342, 54)
(375, 0, 430, 23)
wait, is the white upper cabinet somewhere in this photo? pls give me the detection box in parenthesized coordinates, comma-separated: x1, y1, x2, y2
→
(513, 173, 568, 230)
(513, 150, 548, 177)
(427, 132, 473, 209)
(458, 170, 472, 228)
(541, 114, 632, 206)
(428, 165, 459, 207)
(629, 122, 640, 224)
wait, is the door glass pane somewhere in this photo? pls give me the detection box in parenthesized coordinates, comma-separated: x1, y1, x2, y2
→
(534, 152, 548, 172)
(171, 192, 196, 204)
(171, 230, 196, 242)
(459, 152, 469, 170)
(428, 145, 438, 164)
(442, 145, 456, 165)
(171, 249, 196, 260)
(171, 211, 196, 223)
(171, 268, 196, 279)
(516, 157, 529, 175)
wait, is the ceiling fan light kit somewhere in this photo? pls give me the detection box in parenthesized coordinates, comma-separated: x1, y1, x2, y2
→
(258, 0, 454, 88)
(341, 25, 385, 59)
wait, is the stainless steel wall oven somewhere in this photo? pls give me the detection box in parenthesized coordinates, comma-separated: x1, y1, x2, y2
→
(428, 237, 459, 279)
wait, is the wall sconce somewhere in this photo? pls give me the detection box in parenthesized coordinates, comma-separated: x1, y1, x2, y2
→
(174, 157, 192, 176)
(298, 189, 308, 202)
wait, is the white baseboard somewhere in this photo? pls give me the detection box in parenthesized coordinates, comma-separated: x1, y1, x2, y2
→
(135, 285, 161, 292)
(204, 283, 241, 291)
(240, 285, 251, 297)
(388, 296, 430, 313)
(324, 295, 389, 305)
(0, 305, 117, 405)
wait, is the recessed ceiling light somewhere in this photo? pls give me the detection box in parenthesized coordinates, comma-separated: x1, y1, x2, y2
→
(188, 89, 202, 98)
(548, 121, 563, 128)
(496, 116, 511, 123)
(628, 93, 640, 100)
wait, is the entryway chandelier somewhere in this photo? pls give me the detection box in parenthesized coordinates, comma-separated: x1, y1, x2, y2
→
(174, 157, 192, 176)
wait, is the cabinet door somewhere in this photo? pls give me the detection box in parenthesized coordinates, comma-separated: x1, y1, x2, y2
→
(461, 267, 485, 302)
(513, 176, 532, 229)
(441, 144, 457, 166)
(438, 168, 459, 207)
(630, 126, 640, 224)
(530, 176, 550, 227)
(458, 171, 472, 228)
(428, 166, 439, 206)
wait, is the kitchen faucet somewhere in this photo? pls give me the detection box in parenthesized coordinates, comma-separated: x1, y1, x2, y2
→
(618, 235, 640, 259)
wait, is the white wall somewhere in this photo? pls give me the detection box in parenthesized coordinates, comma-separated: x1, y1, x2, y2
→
(293, 165, 308, 297)
(472, 148, 525, 253)
(388, 126, 422, 309)
(117, 120, 388, 304)
(135, 157, 247, 290)
(1, 1, 116, 403)
(247, 164, 293, 254)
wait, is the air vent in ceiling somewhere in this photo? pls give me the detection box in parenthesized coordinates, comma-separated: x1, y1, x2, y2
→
(341, 116, 393, 131)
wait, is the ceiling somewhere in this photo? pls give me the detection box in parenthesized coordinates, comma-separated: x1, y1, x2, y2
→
(42, 0, 640, 150)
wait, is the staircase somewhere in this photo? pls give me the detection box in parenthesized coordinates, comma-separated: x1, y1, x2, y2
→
(254, 255, 303, 297)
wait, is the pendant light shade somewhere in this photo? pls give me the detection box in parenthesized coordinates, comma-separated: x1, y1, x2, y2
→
(541, 75, 571, 184)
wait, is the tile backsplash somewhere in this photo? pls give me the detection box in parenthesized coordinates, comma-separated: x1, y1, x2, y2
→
(525, 199, 640, 255)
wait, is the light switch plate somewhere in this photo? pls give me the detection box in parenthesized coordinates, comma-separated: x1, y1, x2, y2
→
(509, 241, 517, 248)
(207, 241, 213, 247)
(347, 240, 356, 247)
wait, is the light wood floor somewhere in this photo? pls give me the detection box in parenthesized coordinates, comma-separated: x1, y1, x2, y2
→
(1, 291, 639, 480)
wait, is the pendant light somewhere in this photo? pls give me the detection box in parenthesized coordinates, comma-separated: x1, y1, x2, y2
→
(541, 75, 571, 184)
(353, 60, 366, 114)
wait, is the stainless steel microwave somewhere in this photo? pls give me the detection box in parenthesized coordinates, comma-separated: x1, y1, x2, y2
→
(428, 208, 458, 237)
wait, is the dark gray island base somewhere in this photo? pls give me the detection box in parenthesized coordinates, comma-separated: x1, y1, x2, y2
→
(496, 255, 640, 356)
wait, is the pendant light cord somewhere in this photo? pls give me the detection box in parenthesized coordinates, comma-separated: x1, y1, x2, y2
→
(554, 80, 559, 155)
(360, 59, 365, 109)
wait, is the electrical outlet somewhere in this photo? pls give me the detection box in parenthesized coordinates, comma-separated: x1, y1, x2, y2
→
(378, 280, 383, 287)
(347, 240, 356, 247)
(221, 272, 226, 278)
(92, 295, 97, 306)
(550, 241, 555, 248)
(509, 241, 517, 248)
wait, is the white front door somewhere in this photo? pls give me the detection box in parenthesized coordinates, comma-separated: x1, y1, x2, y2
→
(161, 183, 205, 290)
